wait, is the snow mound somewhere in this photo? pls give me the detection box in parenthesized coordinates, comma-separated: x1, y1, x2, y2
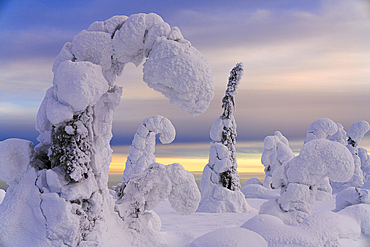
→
(242, 210, 362, 246)
(241, 184, 280, 199)
(0, 138, 35, 187)
(189, 227, 267, 247)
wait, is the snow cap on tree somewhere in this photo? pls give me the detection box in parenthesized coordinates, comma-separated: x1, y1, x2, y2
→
(347, 120, 370, 147)
(304, 118, 338, 144)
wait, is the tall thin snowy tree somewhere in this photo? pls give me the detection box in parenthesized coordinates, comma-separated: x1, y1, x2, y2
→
(218, 62, 244, 190)
(198, 63, 252, 213)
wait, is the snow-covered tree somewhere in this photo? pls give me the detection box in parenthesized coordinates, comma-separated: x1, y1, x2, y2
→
(210, 62, 243, 191)
(331, 120, 370, 192)
(198, 63, 253, 213)
(260, 139, 355, 225)
(261, 131, 294, 189)
(0, 13, 213, 246)
(114, 163, 200, 234)
(122, 115, 175, 182)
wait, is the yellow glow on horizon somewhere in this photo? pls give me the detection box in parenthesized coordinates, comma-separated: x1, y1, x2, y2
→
(109, 153, 265, 174)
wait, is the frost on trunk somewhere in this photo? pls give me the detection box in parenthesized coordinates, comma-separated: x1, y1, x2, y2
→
(198, 63, 253, 213)
(122, 115, 175, 182)
(0, 13, 213, 247)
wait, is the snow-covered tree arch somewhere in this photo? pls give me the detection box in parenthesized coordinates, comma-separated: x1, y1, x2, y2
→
(0, 13, 213, 246)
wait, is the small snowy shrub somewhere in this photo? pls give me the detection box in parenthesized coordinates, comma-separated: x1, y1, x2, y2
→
(115, 163, 200, 232)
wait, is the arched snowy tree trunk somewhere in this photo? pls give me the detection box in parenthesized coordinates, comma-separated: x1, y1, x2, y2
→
(0, 13, 213, 247)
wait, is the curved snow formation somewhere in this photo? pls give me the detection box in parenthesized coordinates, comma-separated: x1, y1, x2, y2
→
(261, 139, 354, 225)
(122, 115, 175, 182)
(0, 13, 211, 246)
(304, 118, 338, 144)
(115, 163, 201, 232)
(52, 13, 213, 116)
(347, 120, 370, 147)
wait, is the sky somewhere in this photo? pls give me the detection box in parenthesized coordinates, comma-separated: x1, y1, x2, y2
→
(1, 0, 370, 175)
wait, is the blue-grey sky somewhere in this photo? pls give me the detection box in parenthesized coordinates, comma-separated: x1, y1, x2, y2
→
(1, 0, 370, 146)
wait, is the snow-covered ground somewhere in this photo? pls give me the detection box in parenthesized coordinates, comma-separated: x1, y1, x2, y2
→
(154, 197, 370, 247)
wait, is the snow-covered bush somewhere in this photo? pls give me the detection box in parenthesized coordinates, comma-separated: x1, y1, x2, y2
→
(261, 131, 294, 189)
(0, 13, 213, 246)
(240, 131, 293, 200)
(260, 139, 355, 225)
(122, 115, 175, 182)
(198, 63, 253, 213)
(331, 120, 370, 192)
(115, 163, 200, 233)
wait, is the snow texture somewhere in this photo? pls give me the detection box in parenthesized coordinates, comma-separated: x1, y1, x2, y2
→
(347, 120, 370, 147)
(329, 123, 347, 145)
(261, 131, 294, 189)
(331, 121, 370, 192)
(304, 118, 338, 144)
(198, 63, 253, 213)
(240, 184, 280, 199)
(0, 13, 212, 246)
(242, 207, 366, 247)
(359, 147, 370, 184)
(335, 187, 370, 211)
(115, 163, 201, 233)
(122, 115, 176, 182)
(262, 139, 355, 225)
(189, 227, 268, 247)
(0, 139, 36, 187)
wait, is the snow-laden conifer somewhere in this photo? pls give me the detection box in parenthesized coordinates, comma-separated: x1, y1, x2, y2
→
(198, 63, 254, 213)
